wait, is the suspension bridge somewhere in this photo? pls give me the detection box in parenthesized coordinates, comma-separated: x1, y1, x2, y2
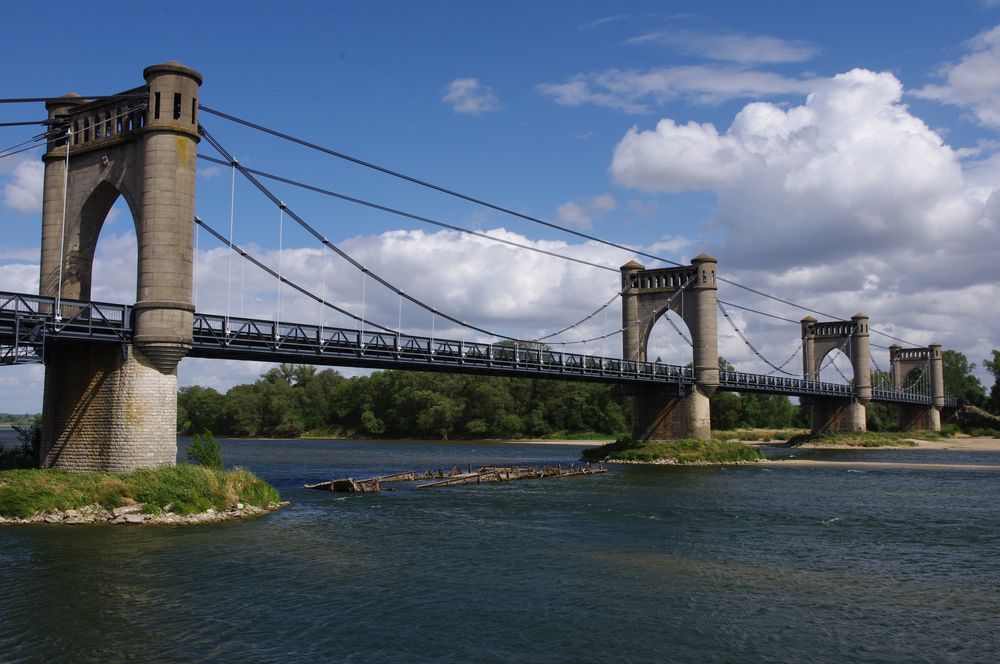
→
(0, 62, 956, 472)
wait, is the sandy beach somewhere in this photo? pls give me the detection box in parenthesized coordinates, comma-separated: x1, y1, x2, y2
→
(755, 436, 1000, 471)
(756, 459, 1000, 471)
(791, 436, 1000, 452)
(498, 439, 610, 447)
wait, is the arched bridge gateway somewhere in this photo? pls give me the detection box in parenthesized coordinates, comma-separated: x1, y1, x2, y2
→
(0, 62, 957, 472)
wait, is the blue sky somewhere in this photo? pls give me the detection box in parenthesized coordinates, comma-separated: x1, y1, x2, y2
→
(2, 1, 1000, 410)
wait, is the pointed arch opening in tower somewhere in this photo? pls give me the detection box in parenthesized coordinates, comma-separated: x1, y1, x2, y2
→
(643, 308, 694, 369)
(91, 196, 138, 304)
(818, 347, 853, 386)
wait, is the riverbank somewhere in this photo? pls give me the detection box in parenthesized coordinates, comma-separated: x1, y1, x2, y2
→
(0, 500, 288, 526)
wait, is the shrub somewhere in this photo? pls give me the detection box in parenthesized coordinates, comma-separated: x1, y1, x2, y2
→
(0, 419, 41, 470)
(185, 432, 223, 470)
(939, 423, 960, 438)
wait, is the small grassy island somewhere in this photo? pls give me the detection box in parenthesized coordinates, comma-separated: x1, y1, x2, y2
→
(583, 437, 764, 465)
(0, 464, 282, 525)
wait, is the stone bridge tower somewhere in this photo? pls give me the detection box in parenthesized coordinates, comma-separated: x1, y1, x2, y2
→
(38, 62, 201, 471)
(621, 254, 719, 441)
(889, 344, 944, 430)
(800, 315, 871, 433)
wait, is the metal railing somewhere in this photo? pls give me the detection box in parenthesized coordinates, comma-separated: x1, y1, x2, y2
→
(190, 312, 696, 385)
(0, 291, 954, 404)
(718, 369, 853, 397)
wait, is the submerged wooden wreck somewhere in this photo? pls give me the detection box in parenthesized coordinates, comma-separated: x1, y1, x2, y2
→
(304, 464, 606, 493)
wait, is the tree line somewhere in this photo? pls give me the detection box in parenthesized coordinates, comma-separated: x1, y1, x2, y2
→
(177, 364, 803, 439)
(176, 349, 1000, 439)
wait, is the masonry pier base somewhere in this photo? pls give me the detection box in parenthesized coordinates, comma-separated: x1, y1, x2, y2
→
(632, 386, 712, 442)
(40, 342, 177, 472)
(896, 404, 941, 432)
(806, 398, 867, 434)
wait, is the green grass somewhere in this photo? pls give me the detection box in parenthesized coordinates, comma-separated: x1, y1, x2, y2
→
(787, 431, 919, 447)
(964, 426, 1000, 438)
(712, 428, 807, 442)
(539, 430, 620, 441)
(583, 438, 764, 464)
(0, 465, 280, 519)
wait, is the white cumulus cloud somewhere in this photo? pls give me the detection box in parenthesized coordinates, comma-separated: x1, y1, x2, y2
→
(915, 23, 1000, 129)
(3, 159, 44, 214)
(610, 68, 1000, 380)
(556, 194, 617, 229)
(443, 78, 500, 114)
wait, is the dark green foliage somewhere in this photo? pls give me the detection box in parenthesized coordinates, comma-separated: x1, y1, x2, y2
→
(939, 423, 960, 437)
(185, 432, 223, 470)
(984, 350, 1000, 415)
(176, 361, 810, 440)
(178, 365, 633, 440)
(0, 416, 40, 470)
(866, 402, 897, 432)
(710, 391, 797, 430)
(708, 358, 798, 431)
(942, 350, 986, 406)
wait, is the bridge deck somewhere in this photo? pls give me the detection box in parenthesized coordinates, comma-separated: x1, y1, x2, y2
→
(0, 292, 952, 405)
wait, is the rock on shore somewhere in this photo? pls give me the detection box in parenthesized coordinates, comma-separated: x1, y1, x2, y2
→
(0, 501, 290, 526)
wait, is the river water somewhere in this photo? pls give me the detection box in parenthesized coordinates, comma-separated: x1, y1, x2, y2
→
(2, 437, 999, 663)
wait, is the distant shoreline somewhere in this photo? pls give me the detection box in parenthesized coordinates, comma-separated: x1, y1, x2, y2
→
(209, 435, 612, 447)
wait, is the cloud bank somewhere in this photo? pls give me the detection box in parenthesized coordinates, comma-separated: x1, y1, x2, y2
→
(609, 67, 1000, 381)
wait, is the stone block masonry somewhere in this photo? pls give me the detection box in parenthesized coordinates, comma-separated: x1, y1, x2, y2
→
(41, 343, 176, 471)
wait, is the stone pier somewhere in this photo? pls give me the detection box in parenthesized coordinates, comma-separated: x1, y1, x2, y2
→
(622, 254, 719, 441)
(890, 344, 944, 432)
(801, 314, 871, 434)
(38, 62, 202, 471)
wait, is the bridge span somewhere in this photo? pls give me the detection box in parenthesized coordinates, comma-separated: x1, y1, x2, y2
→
(1, 290, 954, 405)
(1, 60, 957, 472)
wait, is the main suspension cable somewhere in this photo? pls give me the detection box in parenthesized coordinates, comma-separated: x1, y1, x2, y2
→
(199, 105, 922, 346)
(196, 153, 617, 274)
(200, 125, 522, 342)
(718, 301, 797, 376)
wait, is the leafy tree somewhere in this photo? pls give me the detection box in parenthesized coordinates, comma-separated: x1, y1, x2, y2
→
(942, 350, 986, 405)
(866, 402, 897, 432)
(177, 386, 228, 434)
(360, 409, 385, 435)
(226, 384, 264, 436)
(708, 357, 798, 430)
(985, 350, 1000, 414)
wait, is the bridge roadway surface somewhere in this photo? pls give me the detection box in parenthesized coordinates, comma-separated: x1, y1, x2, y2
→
(0, 291, 950, 406)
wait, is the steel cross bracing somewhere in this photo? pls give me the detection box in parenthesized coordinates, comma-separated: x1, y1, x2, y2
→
(0, 291, 956, 406)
